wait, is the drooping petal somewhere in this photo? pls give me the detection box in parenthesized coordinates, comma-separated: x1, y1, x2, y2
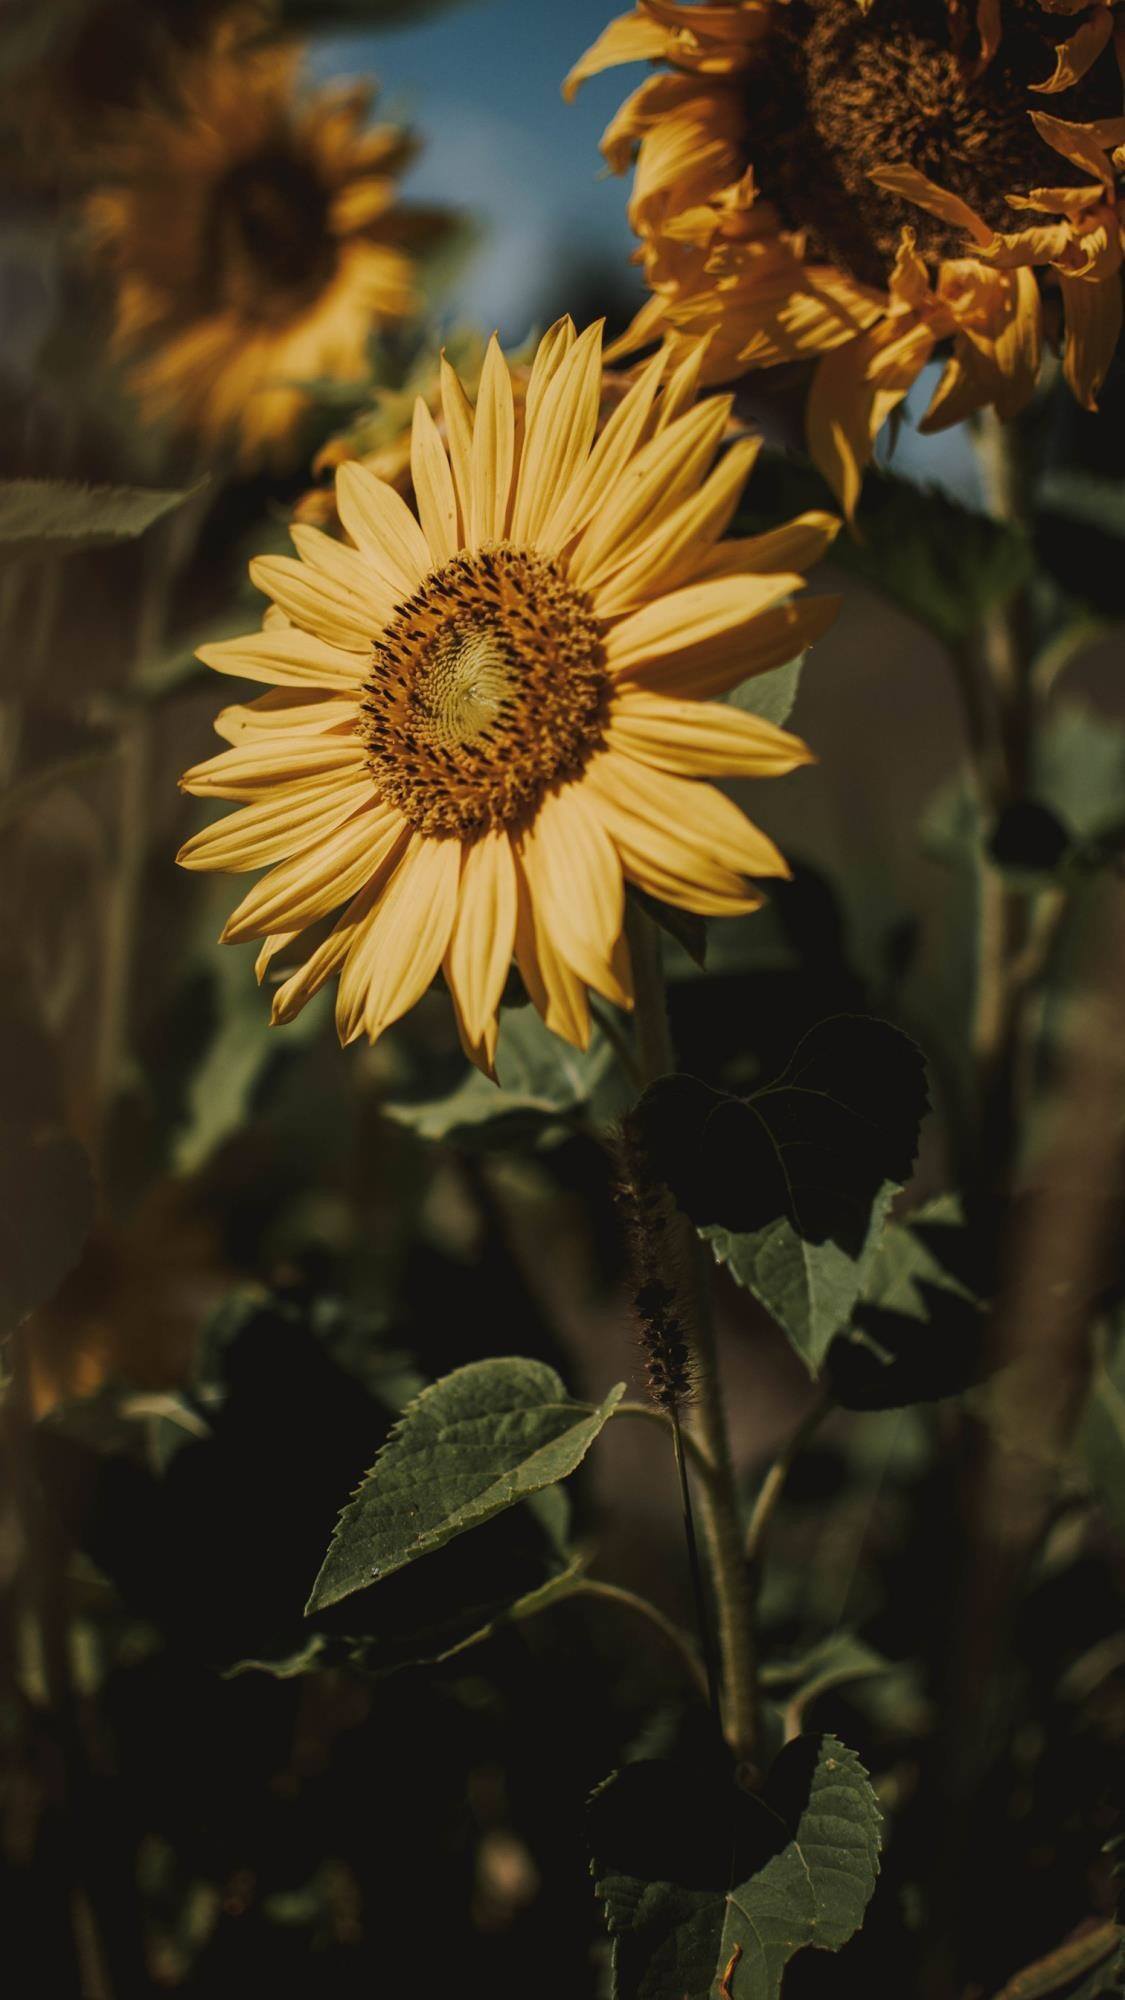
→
(516, 786, 629, 1007)
(335, 834, 462, 1045)
(512, 851, 591, 1049)
(443, 828, 518, 1051)
(806, 323, 931, 519)
(563, 11, 672, 100)
(1030, 7, 1114, 91)
(1059, 267, 1123, 407)
(586, 750, 791, 886)
(221, 801, 408, 943)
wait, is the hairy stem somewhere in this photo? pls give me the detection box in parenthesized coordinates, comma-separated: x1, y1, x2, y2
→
(626, 900, 760, 1767)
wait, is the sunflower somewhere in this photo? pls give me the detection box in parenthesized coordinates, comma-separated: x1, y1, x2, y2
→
(87, 41, 449, 467)
(567, 0, 1125, 511)
(177, 321, 837, 1071)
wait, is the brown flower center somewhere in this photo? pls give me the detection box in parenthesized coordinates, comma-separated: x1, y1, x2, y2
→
(207, 150, 335, 318)
(358, 545, 608, 840)
(746, 0, 1122, 285)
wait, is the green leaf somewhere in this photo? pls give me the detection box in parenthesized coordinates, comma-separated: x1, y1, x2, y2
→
(307, 1358, 624, 1612)
(384, 1002, 631, 1147)
(827, 1194, 986, 1409)
(728, 652, 805, 728)
(172, 907, 329, 1175)
(739, 453, 1031, 647)
(706, 1192, 896, 1379)
(0, 1121, 94, 1338)
(0, 479, 198, 564)
(628, 887, 707, 969)
(636, 1017, 929, 1375)
(589, 1733, 882, 2000)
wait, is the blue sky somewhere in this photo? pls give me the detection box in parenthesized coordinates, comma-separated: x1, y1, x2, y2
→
(313, 0, 646, 341)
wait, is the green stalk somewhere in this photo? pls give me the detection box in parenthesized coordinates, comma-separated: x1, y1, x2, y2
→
(625, 900, 760, 1767)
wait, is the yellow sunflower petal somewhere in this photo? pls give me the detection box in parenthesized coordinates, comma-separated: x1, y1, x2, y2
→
(470, 334, 516, 546)
(213, 692, 359, 743)
(440, 353, 476, 544)
(335, 834, 462, 1045)
(249, 555, 376, 649)
(590, 435, 761, 616)
(512, 321, 604, 548)
(513, 853, 591, 1049)
(177, 776, 375, 873)
(570, 393, 732, 584)
(603, 572, 804, 674)
(555, 345, 668, 543)
(271, 876, 385, 1026)
(583, 754, 764, 913)
(587, 748, 790, 885)
(410, 395, 459, 568)
(180, 735, 366, 800)
(606, 689, 813, 777)
(867, 164, 992, 247)
(563, 12, 672, 100)
(521, 317, 577, 436)
(1031, 7, 1114, 91)
(1059, 267, 1123, 408)
(806, 325, 930, 519)
(335, 460, 431, 598)
(695, 510, 840, 581)
(517, 785, 629, 1007)
(221, 802, 408, 944)
(198, 629, 367, 688)
(443, 827, 518, 1048)
(622, 593, 840, 700)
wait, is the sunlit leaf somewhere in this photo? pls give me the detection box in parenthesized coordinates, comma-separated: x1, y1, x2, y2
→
(307, 1358, 624, 1611)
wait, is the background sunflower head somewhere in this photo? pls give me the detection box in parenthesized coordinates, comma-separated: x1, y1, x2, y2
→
(570, 0, 1125, 505)
(86, 38, 456, 468)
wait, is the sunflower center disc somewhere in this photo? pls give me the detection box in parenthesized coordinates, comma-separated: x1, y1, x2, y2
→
(359, 544, 608, 840)
(749, 0, 1122, 285)
(209, 150, 334, 316)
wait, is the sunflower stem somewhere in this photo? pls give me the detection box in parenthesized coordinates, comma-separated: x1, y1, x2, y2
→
(625, 901, 760, 1768)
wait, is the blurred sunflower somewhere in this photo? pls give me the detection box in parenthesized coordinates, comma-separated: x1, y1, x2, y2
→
(567, 0, 1125, 511)
(178, 321, 837, 1070)
(87, 41, 450, 467)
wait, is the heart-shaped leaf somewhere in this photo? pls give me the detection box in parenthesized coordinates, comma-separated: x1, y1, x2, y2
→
(590, 1732, 881, 1999)
(635, 1016, 929, 1373)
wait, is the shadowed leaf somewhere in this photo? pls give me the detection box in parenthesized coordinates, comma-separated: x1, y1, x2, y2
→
(589, 1733, 881, 1999)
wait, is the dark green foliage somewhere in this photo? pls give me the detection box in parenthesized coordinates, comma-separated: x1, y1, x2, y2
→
(634, 1017, 929, 1372)
(589, 1734, 881, 1999)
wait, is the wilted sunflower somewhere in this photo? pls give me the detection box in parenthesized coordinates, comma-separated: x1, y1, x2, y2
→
(87, 41, 448, 466)
(178, 321, 837, 1070)
(568, 0, 1125, 511)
